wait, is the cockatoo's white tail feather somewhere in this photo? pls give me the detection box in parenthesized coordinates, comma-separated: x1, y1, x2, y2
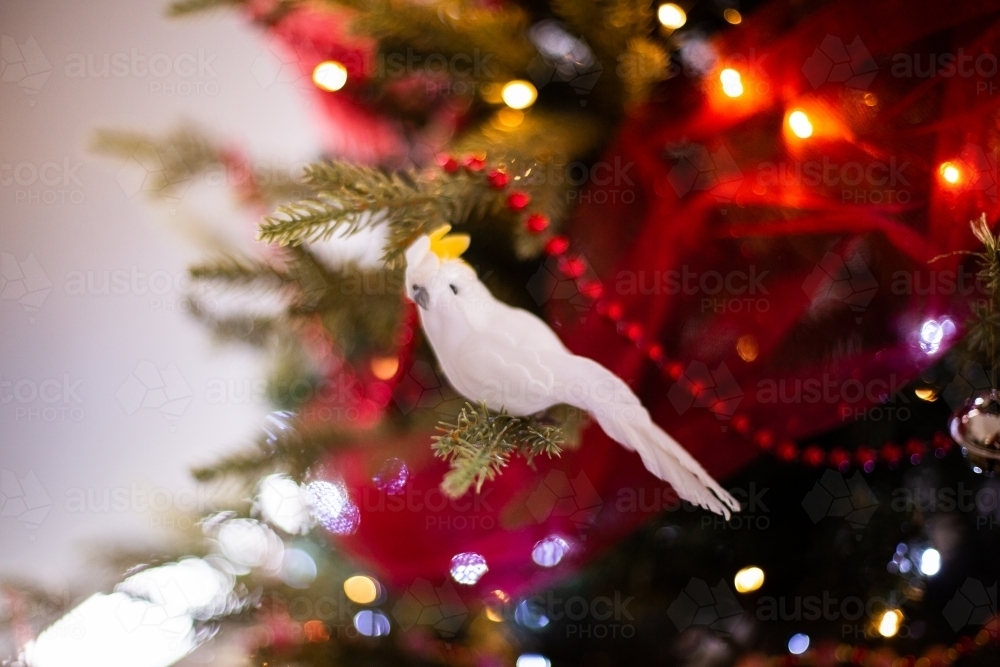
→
(619, 419, 739, 519)
(543, 354, 739, 518)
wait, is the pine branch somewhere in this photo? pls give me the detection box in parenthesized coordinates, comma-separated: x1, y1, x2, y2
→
(189, 254, 293, 289)
(188, 248, 403, 359)
(324, 0, 535, 81)
(94, 126, 309, 206)
(961, 214, 1000, 384)
(186, 298, 279, 348)
(550, 0, 667, 111)
(92, 127, 219, 200)
(432, 402, 565, 498)
(289, 248, 404, 357)
(166, 0, 246, 17)
(192, 423, 354, 484)
(259, 162, 499, 267)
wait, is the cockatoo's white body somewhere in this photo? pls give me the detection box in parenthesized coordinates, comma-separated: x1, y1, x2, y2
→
(404, 228, 739, 518)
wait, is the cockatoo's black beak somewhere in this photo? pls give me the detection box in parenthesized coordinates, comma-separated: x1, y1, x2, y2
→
(411, 285, 430, 310)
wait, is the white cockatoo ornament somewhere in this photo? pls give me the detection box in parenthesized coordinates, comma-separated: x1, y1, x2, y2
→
(404, 225, 740, 518)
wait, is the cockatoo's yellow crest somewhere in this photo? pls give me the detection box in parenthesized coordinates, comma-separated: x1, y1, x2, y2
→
(427, 224, 470, 262)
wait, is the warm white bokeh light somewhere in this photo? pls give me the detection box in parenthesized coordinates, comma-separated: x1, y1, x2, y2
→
(720, 68, 744, 97)
(312, 60, 348, 91)
(657, 3, 687, 29)
(501, 80, 538, 109)
(788, 110, 813, 138)
(734, 566, 765, 593)
(878, 610, 903, 637)
(940, 161, 961, 184)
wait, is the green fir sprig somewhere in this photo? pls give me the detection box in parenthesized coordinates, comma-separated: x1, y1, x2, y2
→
(257, 162, 501, 267)
(964, 213, 1000, 385)
(432, 402, 568, 498)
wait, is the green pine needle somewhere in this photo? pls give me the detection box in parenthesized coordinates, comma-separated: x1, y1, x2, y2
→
(432, 402, 566, 498)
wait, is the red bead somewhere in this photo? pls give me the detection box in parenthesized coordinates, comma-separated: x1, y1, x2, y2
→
(525, 213, 549, 233)
(606, 302, 624, 321)
(776, 441, 798, 462)
(829, 447, 851, 471)
(544, 236, 569, 255)
(932, 431, 953, 457)
(506, 191, 531, 211)
(439, 155, 459, 173)
(463, 155, 486, 172)
(580, 280, 604, 299)
(803, 445, 826, 466)
(647, 343, 664, 362)
(905, 438, 926, 464)
(881, 441, 902, 466)
(731, 414, 751, 434)
(487, 169, 509, 189)
(625, 323, 643, 341)
(666, 361, 684, 381)
(558, 256, 586, 279)
(754, 430, 775, 450)
(855, 446, 876, 471)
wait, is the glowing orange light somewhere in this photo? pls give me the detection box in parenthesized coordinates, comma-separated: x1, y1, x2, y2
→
(344, 575, 379, 604)
(720, 68, 744, 98)
(736, 334, 758, 362)
(940, 161, 962, 185)
(724, 8, 742, 24)
(304, 620, 330, 642)
(788, 109, 813, 138)
(370, 357, 399, 380)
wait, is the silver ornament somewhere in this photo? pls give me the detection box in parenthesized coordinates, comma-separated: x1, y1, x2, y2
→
(950, 389, 1000, 474)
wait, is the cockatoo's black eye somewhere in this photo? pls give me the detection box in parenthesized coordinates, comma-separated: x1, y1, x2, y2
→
(449, 284, 458, 295)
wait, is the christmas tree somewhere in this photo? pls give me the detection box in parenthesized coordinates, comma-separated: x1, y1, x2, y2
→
(4, 1, 1000, 666)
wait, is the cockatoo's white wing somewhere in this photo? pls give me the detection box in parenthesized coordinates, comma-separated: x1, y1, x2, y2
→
(453, 331, 557, 415)
(484, 301, 571, 355)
